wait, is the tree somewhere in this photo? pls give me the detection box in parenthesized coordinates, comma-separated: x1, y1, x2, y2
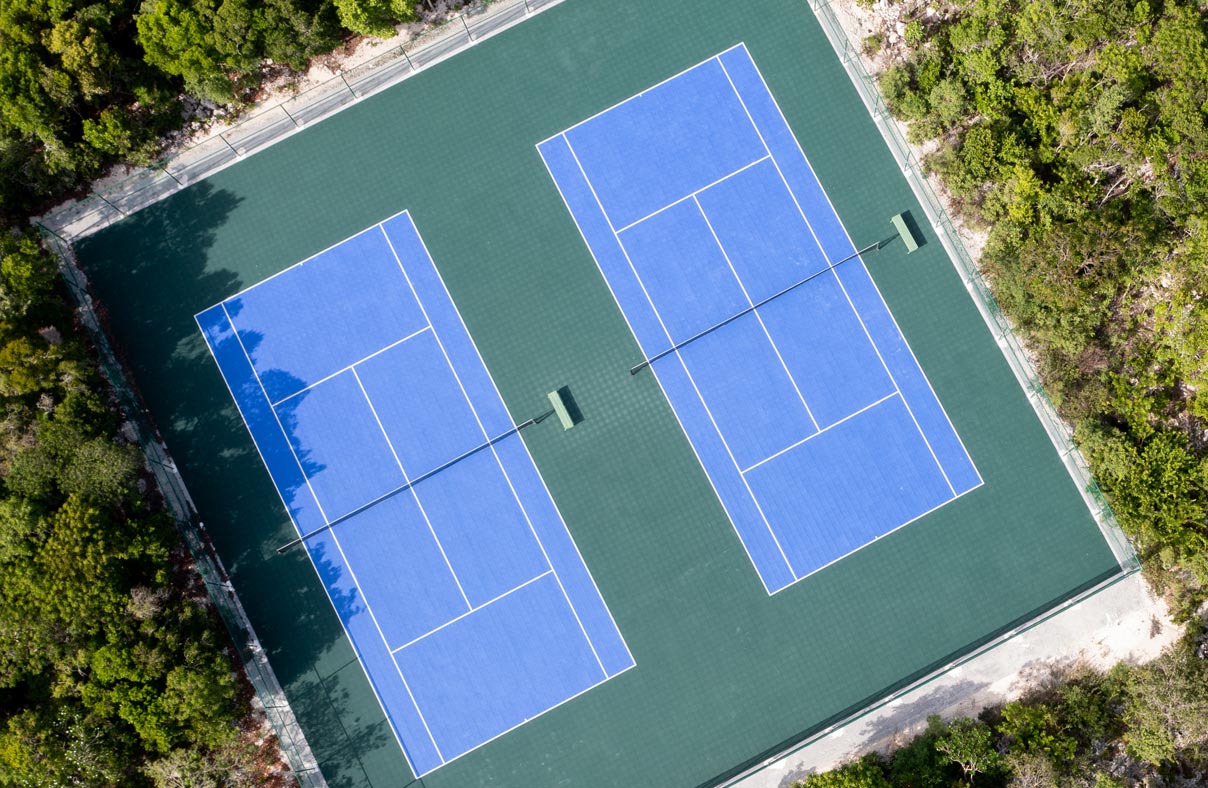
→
(1003, 751, 1057, 788)
(0, 0, 180, 219)
(997, 702, 1077, 764)
(332, 0, 415, 38)
(143, 733, 262, 788)
(0, 234, 59, 320)
(886, 715, 962, 787)
(1120, 637, 1208, 765)
(935, 717, 999, 784)
(797, 755, 891, 788)
(136, 0, 244, 103)
(0, 706, 130, 787)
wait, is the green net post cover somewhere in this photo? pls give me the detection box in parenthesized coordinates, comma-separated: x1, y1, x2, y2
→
(547, 388, 576, 431)
(891, 212, 921, 253)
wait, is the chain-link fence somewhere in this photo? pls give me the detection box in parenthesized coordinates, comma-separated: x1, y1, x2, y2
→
(33, 2, 1138, 783)
(707, 8, 1143, 784)
(36, 0, 564, 242)
(31, 2, 569, 784)
(805, 0, 1139, 573)
(35, 226, 327, 787)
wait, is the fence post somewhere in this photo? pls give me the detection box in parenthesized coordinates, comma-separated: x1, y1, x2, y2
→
(800, 0, 1137, 573)
(156, 162, 183, 186)
(280, 103, 301, 128)
(96, 193, 126, 216)
(34, 230, 329, 788)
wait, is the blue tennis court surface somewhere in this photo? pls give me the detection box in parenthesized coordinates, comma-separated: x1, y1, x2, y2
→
(195, 211, 633, 777)
(538, 43, 982, 594)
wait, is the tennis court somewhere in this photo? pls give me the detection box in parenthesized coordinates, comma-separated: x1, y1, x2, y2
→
(539, 44, 981, 593)
(195, 211, 633, 776)
(73, 2, 1133, 785)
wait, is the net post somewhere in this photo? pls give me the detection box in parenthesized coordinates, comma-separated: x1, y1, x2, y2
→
(276, 396, 568, 554)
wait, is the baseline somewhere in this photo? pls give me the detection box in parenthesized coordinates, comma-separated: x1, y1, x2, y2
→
(718, 44, 981, 493)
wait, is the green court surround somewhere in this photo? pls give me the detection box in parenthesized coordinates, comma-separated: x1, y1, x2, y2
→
(75, 1, 1125, 785)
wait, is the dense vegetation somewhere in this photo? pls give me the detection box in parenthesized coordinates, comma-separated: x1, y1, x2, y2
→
(795, 627, 1208, 786)
(786, 0, 1208, 784)
(3, 0, 1208, 782)
(0, 231, 292, 786)
(0, 0, 436, 782)
(0, 0, 429, 224)
(0, 0, 445, 782)
(874, 0, 1208, 618)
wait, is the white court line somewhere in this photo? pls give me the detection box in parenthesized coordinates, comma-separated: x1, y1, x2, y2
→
(414, 657, 636, 777)
(741, 391, 898, 475)
(215, 302, 440, 771)
(405, 215, 636, 672)
(271, 325, 431, 407)
(220, 303, 334, 528)
(537, 137, 781, 595)
(734, 44, 984, 488)
(390, 570, 553, 654)
(693, 194, 821, 432)
(534, 42, 749, 147)
(194, 316, 421, 777)
(614, 155, 770, 234)
(350, 367, 473, 612)
(794, 481, 983, 585)
(198, 207, 414, 309)
(326, 527, 446, 766)
(717, 55, 957, 497)
(379, 222, 610, 681)
(562, 134, 800, 585)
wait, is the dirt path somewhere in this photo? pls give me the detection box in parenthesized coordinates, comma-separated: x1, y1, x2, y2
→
(730, 573, 1175, 787)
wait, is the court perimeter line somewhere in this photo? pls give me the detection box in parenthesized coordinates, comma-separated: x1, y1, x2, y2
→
(792, 478, 984, 585)
(326, 526, 447, 765)
(536, 145, 777, 597)
(271, 325, 432, 407)
(379, 222, 610, 681)
(562, 134, 800, 586)
(614, 155, 770, 234)
(350, 367, 473, 612)
(737, 44, 984, 489)
(693, 194, 821, 432)
(406, 213, 637, 670)
(193, 316, 421, 777)
(534, 42, 748, 147)
(389, 570, 554, 654)
(717, 56, 957, 497)
(218, 302, 439, 771)
(412, 659, 638, 778)
(741, 391, 898, 475)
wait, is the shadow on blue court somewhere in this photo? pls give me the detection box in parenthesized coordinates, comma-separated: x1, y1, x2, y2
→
(195, 211, 634, 777)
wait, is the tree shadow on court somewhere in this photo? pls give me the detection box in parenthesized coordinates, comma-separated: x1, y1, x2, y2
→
(74, 184, 408, 784)
(286, 665, 396, 788)
(283, 541, 395, 788)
